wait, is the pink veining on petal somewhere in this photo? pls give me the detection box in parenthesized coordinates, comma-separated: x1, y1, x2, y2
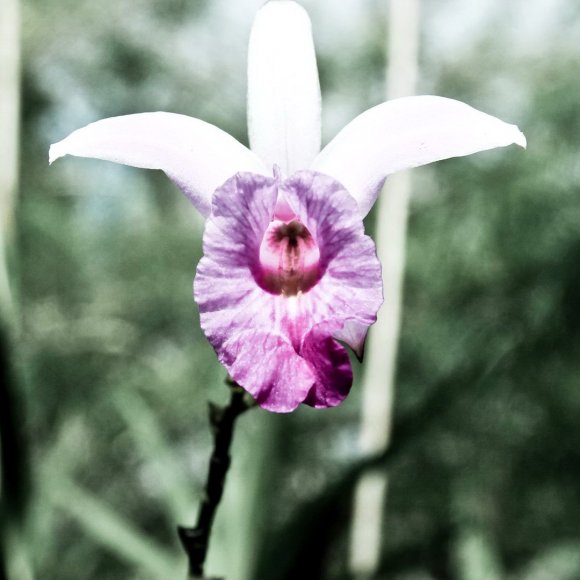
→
(194, 170, 383, 413)
(223, 330, 315, 413)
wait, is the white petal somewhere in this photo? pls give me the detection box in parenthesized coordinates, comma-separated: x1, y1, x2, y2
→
(247, 0, 321, 176)
(311, 95, 527, 217)
(49, 112, 268, 217)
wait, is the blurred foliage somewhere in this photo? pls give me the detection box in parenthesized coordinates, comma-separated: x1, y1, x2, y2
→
(2, 0, 580, 579)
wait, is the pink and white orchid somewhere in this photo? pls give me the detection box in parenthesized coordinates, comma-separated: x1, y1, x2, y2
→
(49, 1, 525, 412)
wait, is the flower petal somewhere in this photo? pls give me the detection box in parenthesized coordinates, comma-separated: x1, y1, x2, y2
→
(49, 112, 268, 217)
(333, 319, 370, 362)
(302, 320, 353, 409)
(195, 171, 382, 412)
(223, 330, 315, 413)
(194, 172, 279, 354)
(247, 0, 321, 176)
(311, 95, 527, 217)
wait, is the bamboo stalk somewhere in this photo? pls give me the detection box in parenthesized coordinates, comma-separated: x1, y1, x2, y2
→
(0, 0, 20, 327)
(0, 0, 20, 242)
(0, 0, 20, 333)
(348, 0, 420, 576)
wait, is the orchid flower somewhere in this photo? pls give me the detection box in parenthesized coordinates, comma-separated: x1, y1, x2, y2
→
(49, 0, 525, 413)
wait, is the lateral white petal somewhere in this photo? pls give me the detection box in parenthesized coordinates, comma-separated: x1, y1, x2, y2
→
(312, 95, 526, 217)
(247, 0, 321, 176)
(49, 112, 268, 217)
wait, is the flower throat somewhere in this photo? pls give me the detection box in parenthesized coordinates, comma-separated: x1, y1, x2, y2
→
(257, 220, 321, 296)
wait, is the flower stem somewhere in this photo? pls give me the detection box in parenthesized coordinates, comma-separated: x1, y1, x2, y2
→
(178, 380, 253, 579)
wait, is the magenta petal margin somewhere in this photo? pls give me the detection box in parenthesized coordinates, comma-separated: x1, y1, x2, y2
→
(194, 170, 383, 413)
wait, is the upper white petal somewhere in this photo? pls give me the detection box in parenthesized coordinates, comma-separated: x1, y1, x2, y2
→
(247, 0, 321, 176)
(49, 112, 268, 217)
(311, 95, 526, 217)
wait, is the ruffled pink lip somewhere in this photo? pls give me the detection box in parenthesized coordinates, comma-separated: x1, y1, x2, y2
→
(194, 170, 383, 412)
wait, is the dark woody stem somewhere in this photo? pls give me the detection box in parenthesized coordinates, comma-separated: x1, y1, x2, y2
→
(178, 379, 254, 579)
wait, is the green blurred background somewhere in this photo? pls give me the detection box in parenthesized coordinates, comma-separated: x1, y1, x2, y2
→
(2, 0, 580, 578)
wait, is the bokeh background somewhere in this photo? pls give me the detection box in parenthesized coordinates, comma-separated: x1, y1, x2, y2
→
(2, 0, 580, 578)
